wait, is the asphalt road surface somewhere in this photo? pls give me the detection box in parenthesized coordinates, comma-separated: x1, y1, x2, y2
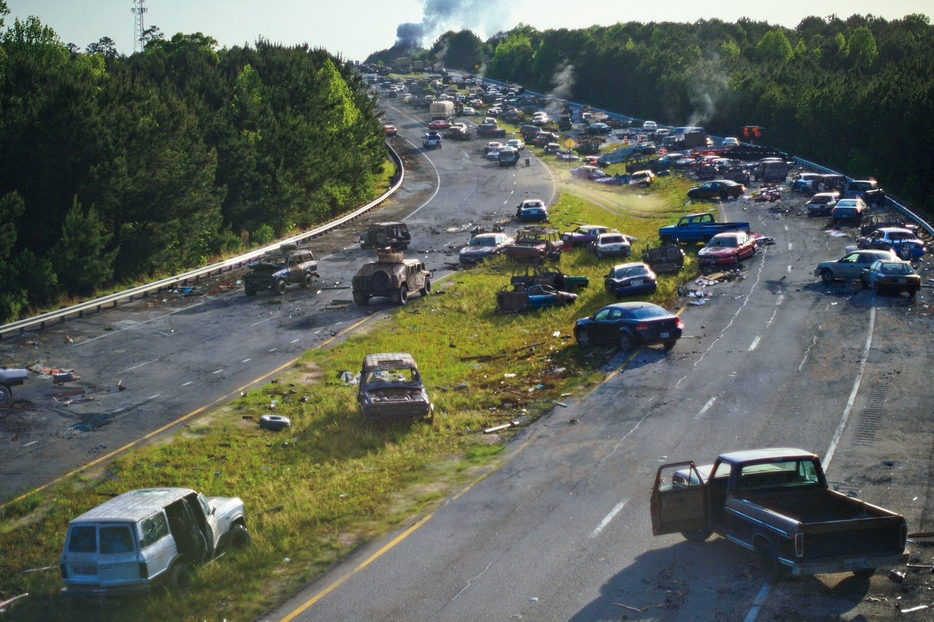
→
(0, 101, 557, 500)
(263, 192, 934, 620)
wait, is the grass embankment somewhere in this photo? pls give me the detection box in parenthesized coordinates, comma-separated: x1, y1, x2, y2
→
(0, 173, 698, 622)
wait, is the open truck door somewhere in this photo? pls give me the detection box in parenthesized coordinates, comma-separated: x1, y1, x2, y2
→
(651, 462, 708, 537)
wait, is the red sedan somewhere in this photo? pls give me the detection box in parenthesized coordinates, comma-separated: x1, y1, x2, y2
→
(697, 231, 758, 266)
(427, 119, 450, 130)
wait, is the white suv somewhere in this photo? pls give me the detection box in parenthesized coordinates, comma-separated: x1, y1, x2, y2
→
(60, 488, 248, 595)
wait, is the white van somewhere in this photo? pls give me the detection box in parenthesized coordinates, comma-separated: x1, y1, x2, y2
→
(60, 488, 248, 596)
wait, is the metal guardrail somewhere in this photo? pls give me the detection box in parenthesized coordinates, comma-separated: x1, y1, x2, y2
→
(0, 145, 405, 341)
(793, 156, 934, 239)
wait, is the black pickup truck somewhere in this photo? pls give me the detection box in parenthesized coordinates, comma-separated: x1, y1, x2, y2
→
(651, 448, 908, 580)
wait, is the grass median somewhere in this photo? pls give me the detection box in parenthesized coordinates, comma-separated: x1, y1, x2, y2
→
(0, 173, 700, 621)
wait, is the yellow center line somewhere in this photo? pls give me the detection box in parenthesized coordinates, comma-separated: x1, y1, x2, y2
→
(0, 314, 379, 511)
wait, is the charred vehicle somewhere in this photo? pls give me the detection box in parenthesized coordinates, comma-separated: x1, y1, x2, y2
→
(496, 283, 578, 314)
(244, 244, 318, 296)
(357, 353, 433, 421)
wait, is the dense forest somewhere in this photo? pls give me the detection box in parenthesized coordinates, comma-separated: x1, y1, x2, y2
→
(377, 14, 934, 220)
(0, 2, 385, 323)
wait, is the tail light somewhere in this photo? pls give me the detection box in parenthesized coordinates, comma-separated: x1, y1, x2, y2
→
(635, 322, 649, 331)
(795, 533, 804, 557)
(675, 317, 685, 330)
(139, 562, 149, 579)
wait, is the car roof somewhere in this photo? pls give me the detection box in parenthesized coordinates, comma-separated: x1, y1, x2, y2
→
(601, 301, 665, 313)
(362, 353, 418, 371)
(70, 488, 196, 524)
(876, 227, 913, 234)
(718, 448, 817, 465)
(711, 231, 743, 238)
(611, 262, 649, 270)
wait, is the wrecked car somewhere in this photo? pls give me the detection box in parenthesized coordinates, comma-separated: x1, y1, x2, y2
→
(60, 488, 249, 596)
(505, 227, 566, 263)
(604, 262, 658, 298)
(359, 222, 411, 250)
(459, 231, 515, 265)
(509, 265, 589, 292)
(574, 301, 683, 352)
(697, 231, 758, 266)
(642, 244, 685, 274)
(857, 227, 927, 261)
(496, 283, 578, 314)
(357, 353, 433, 421)
(244, 244, 318, 296)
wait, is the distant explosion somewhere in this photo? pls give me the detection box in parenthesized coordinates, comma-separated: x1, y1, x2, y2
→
(396, 0, 511, 49)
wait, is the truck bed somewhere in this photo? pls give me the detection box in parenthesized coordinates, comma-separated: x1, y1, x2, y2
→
(748, 487, 892, 523)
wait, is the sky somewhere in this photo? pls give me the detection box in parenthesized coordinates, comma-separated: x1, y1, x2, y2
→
(5, 0, 932, 62)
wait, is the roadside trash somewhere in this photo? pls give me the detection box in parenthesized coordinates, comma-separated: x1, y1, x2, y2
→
(484, 420, 520, 434)
(504, 373, 516, 378)
(889, 570, 906, 582)
(259, 414, 290, 431)
(898, 605, 929, 613)
(827, 230, 849, 238)
(338, 370, 359, 385)
(0, 593, 29, 613)
(117, 379, 126, 391)
(552, 331, 560, 338)
(614, 603, 647, 613)
(52, 371, 75, 384)
(567, 419, 579, 424)
(689, 299, 708, 306)
(453, 382, 468, 391)
(552, 400, 568, 407)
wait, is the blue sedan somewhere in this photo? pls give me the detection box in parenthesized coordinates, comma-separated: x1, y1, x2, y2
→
(574, 301, 683, 352)
(604, 262, 658, 297)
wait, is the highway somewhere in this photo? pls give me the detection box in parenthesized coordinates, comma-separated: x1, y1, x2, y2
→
(2, 99, 933, 621)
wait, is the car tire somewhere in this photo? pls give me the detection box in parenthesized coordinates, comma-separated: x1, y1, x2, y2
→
(575, 328, 590, 345)
(395, 286, 408, 306)
(897, 245, 912, 260)
(420, 278, 431, 297)
(596, 251, 604, 259)
(618, 331, 635, 353)
(245, 286, 256, 297)
(909, 287, 918, 298)
(719, 191, 728, 201)
(663, 341, 677, 351)
(227, 523, 251, 549)
(353, 293, 370, 306)
(274, 279, 287, 296)
(820, 269, 835, 284)
(756, 541, 786, 582)
(681, 528, 711, 542)
(0, 384, 12, 408)
(302, 273, 314, 289)
(167, 562, 191, 593)
(259, 414, 291, 431)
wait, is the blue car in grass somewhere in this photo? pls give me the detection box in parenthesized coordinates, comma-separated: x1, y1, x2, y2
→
(516, 199, 548, 222)
(574, 301, 683, 353)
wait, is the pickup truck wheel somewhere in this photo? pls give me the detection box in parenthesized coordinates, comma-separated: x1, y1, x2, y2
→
(301, 273, 314, 289)
(274, 279, 287, 295)
(244, 286, 256, 297)
(756, 542, 785, 582)
(167, 561, 191, 592)
(227, 523, 251, 549)
(853, 568, 876, 579)
(681, 528, 711, 542)
(419, 278, 431, 297)
(820, 269, 835, 284)
(0, 384, 12, 408)
(618, 331, 635, 353)
(663, 341, 677, 351)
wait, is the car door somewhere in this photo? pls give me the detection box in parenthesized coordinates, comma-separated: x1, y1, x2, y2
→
(651, 462, 709, 536)
(835, 253, 862, 279)
(589, 307, 616, 343)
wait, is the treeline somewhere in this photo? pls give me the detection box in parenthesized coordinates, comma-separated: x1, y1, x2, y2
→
(0, 4, 385, 322)
(385, 14, 934, 219)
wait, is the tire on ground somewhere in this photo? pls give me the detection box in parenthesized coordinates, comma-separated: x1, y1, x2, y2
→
(259, 415, 291, 431)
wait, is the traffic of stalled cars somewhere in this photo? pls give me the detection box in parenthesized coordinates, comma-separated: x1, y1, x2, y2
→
(459, 231, 515, 265)
(696, 231, 758, 266)
(574, 302, 683, 352)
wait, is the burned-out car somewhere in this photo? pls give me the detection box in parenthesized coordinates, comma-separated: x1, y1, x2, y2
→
(352, 250, 431, 306)
(357, 353, 433, 421)
(244, 244, 318, 296)
(60, 488, 249, 596)
(0, 367, 27, 408)
(497, 283, 578, 313)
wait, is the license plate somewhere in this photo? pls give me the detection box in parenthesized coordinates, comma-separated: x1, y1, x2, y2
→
(898, 278, 906, 284)
(73, 565, 98, 575)
(660, 332, 670, 338)
(632, 279, 643, 286)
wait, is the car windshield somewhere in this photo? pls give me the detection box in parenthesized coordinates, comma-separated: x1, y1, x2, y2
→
(879, 262, 912, 275)
(366, 368, 417, 385)
(708, 236, 738, 248)
(600, 235, 624, 244)
(469, 236, 497, 247)
(614, 266, 647, 278)
(630, 306, 668, 319)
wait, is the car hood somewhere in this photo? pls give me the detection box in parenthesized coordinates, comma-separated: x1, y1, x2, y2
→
(460, 245, 498, 256)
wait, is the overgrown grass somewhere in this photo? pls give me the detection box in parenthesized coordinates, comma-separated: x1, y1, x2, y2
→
(0, 176, 701, 621)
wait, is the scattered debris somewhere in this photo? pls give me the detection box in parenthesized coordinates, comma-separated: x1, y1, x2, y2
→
(889, 569, 906, 582)
(613, 603, 647, 613)
(0, 593, 28, 612)
(898, 605, 929, 613)
(552, 400, 568, 407)
(483, 420, 520, 434)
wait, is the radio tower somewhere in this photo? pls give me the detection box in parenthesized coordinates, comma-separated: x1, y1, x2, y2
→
(130, 0, 148, 53)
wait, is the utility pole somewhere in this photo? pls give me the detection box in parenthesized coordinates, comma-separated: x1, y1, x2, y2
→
(130, 0, 147, 53)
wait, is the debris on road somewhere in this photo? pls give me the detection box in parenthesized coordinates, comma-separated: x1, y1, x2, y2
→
(484, 420, 520, 434)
